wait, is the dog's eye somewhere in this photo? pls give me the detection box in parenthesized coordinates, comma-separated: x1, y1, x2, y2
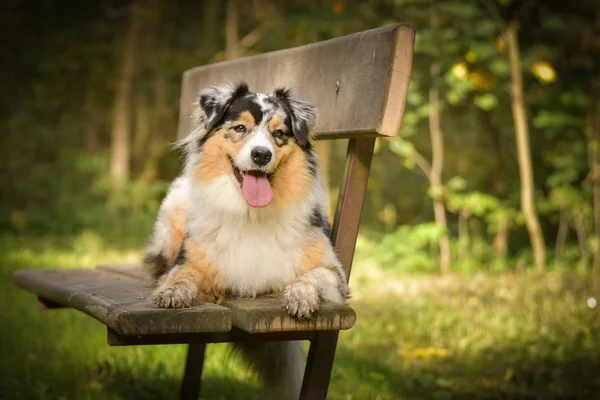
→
(272, 129, 284, 139)
(233, 125, 246, 133)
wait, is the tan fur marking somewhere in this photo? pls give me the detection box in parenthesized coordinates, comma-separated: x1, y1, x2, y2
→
(295, 236, 328, 276)
(268, 114, 287, 133)
(166, 206, 187, 262)
(193, 130, 250, 183)
(238, 111, 256, 127)
(164, 240, 224, 302)
(270, 144, 312, 208)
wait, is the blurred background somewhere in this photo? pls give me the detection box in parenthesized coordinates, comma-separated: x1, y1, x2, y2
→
(2, 0, 600, 399)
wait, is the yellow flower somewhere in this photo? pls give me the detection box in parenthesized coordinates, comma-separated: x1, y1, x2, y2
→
(399, 346, 450, 361)
(452, 62, 469, 80)
(532, 61, 557, 84)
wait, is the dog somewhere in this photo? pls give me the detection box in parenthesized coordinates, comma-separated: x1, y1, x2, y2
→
(143, 82, 349, 398)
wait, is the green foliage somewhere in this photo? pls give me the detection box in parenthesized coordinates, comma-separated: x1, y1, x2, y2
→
(474, 93, 498, 111)
(2, 0, 600, 270)
(3, 235, 600, 399)
(358, 224, 443, 274)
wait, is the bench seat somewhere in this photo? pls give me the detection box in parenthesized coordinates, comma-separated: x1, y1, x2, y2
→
(12, 264, 356, 338)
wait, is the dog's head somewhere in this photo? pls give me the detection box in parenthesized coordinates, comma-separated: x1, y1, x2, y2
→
(186, 82, 318, 208)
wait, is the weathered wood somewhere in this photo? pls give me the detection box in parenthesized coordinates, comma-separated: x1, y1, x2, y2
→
(97, 262, 150, 281)
(107, 328, 317, 346)
(180, 343, 206, 400)
(300, 137, 376, 400)
(332, 137, 377, 277)
(222, 298, 356, 333)
(300, 332, 340, 400)
(99, 264, 356, 333)
(178, 24, 414, 140)
(12, 22, 416, 400)
(12, 269, 232, 335)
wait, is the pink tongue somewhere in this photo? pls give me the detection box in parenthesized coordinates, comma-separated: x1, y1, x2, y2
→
(241, 174, 273, 207)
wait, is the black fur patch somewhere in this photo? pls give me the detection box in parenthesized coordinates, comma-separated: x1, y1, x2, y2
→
(273, 88, 312, 148)
(224, 94, 264, 126)
(309, 206, 332, 239)
(174, 242, 187, 266)
(144, 252, 169, 280)
(199, 82, 250, 133)
(306, 149, 319, 177)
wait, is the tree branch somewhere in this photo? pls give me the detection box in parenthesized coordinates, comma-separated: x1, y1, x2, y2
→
(409, 150, 433, 181)
(479, 0, 507, 32)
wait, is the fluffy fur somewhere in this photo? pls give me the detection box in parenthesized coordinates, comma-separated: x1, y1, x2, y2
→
(143, 82, 348, 398)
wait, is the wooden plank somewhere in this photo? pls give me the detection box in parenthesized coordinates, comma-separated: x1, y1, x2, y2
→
(221, 298, 356, 334)
(97, 262, 150, 281)
(300, 137, 376, 399)
(300, 332, 340, 400)
(180, 343, 206, 400)
(178, 24, 415, 140)
(12, 269, 232, 335)
(94, 264, 356, 333)
(107, 328, 317, 346)
(331, 137, 376, 277)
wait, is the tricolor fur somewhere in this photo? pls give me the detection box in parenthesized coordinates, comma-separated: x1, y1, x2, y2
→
(143, 82, 348, 398)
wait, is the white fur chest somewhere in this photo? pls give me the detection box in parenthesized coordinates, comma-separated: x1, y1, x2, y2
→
(187, 176, 312, 297)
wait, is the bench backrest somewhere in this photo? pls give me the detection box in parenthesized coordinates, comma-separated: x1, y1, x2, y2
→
(177, 24, 415, 278)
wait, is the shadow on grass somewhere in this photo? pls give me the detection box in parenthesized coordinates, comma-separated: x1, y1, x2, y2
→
(333, 341, 600, 400)
(92, 362, 257, 400)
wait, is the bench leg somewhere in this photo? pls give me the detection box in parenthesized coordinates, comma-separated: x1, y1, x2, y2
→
(180, 343, 206, 400)
(299, 331, 339, 400)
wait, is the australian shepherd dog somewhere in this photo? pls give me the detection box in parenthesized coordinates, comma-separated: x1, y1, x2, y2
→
(143, 82, 348, 398)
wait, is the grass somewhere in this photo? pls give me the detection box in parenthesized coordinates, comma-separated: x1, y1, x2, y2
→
(2, 232, 600, 399)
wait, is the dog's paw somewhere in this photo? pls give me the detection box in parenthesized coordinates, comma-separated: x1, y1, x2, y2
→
(283, 281, 320, 320)
(153, 280, 197, 308)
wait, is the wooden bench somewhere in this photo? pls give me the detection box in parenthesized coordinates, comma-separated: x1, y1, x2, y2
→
(12, 24, 414, 400)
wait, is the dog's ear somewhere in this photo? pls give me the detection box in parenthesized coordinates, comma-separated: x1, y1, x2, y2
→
(198, 82, 250, 132)
(273, 88, 318, 148)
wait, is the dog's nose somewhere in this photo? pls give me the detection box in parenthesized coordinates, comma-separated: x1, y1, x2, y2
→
(251, 147, 272, 166)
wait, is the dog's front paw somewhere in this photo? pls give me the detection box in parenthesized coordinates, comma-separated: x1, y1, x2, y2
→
(283, 281, 320, 320)
(153, 280, 197, 308)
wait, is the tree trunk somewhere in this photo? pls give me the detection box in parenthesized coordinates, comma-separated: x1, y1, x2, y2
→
(429, 67, 451, 274)
(109, 1, 143, 198)
(429, 4, 451, 274)
(133, 94, 150, 172)
(202, 0, 220, 57)
(140, 71, 169, 182)
(589, 97, 600, 277)
(555, 209, 569, 264)
(506, 22, 546, 273)
(225, 0, 240, 60)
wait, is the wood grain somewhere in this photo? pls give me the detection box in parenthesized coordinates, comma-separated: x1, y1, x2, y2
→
(13, 265, 356, 335)
(178, 24, 415, 140)
(12, 268, 232, 335)
(222, 298, 356, 334)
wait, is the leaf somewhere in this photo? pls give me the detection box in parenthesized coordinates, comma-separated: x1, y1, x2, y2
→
(474, 20, 497, 36)
(389, 139, 415, 158)
(469, 41, 498, 61)
(447, 176, 468, 192)
(489, 58, 510, 77)
(407, 91, 424, 106)
(428, 185, 445, 200)
(474, 93, 498, 111)
(437, 2, 478, 18)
